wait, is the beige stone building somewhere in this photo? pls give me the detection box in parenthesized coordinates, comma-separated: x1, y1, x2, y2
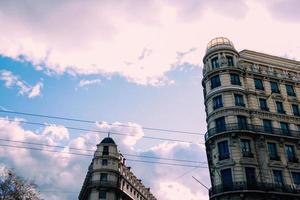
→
(79, 137, 157, 200)
(203, 37, 300, 200)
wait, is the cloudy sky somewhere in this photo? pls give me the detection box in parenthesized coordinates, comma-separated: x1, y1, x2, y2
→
(0, 0, 300, 199)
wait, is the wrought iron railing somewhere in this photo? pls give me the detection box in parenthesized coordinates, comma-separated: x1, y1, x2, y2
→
(205, 123, 300, 141)
(209, 181, 300, 197)
(90, 180, 119, 188)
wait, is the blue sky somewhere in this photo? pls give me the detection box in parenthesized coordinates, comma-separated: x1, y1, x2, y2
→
(0, 0, 300, 200)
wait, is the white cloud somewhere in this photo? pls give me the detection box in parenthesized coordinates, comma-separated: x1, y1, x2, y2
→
(155, 180, 208, 200)
(96, 121, 144, 148)
(0, 70, 43, 98)
(78, 79, 101, 88)
(0, 0, 285, 86)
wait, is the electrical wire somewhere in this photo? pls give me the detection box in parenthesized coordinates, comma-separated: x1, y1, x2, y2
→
(0, 138, 207, 164)
(0, 118, 204, 144)
(0, 109, 204, 135)
(0, 143, 208, 168)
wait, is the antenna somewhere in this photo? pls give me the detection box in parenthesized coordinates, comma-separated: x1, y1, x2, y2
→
(192, 176, 209, 190)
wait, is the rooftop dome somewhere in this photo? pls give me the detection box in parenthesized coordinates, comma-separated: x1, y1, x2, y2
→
(206, 37, 234, 52)
(100, 137, 116, 144)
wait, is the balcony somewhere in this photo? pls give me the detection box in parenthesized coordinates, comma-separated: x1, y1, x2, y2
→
(242, 151, 254, 158)
(90, 180, 119, 188)
(205, 123, 300, 141)
(288, 156, 299, 163)
(209, 181, 300, 197)
(219, 153, 230, 161)
(270, 154, 281, 161)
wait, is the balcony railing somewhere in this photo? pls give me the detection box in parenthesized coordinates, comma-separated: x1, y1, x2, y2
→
(242, 151, 254, 158)
(209, 181, 300, 197)
(90, 180, 119, 188)
(205, 123, 300, 141)
(288, 156, 299, 163)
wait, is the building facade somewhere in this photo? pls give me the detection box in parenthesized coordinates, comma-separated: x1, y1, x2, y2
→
(203, 37, 300, 200)
(79, 137, 157, 200)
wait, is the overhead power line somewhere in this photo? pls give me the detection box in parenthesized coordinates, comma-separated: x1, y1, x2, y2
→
(0, 118, 204, 144)
(0, 138, 207, 164)
(0, 143, 208, 168)
(0, 109, 204, 136)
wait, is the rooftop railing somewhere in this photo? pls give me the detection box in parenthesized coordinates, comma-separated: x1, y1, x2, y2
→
(205, 123, 300, 141)
(210, 181, 300, 197)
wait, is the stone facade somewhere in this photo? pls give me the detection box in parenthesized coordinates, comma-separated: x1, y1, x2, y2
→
(203, 37, 300, 200)
(79, 137, 157, 200)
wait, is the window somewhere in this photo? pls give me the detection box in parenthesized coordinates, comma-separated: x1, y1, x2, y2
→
(211, 57, 219, 69)
(285, 145, 298, 163)
(273, 170, 284, 185)
(215, 117, 226, 133)
(268, 143, 280, 161)
(259, 98, 269, 111)
(254, 78, 264, 90)
(221, 168, 233, 190)
(234, 94, 245, 107)
(292, 104, 300, 116)
(245, 167, 256, 185)
(263, 119, 272, 132)
(241, 139, 253, 157)
(270, 81, 280, 93)
(237, 115, 247, 129)
(276, 101, 285, 114)
(286, 84, 296, 96)
(230, 74, 241, 85)
(213, 95, 223, 110)
(280, 122, 289, 134)
(103, 146, 109, 155)
(102, 159, 108, 166)
(292, 172, 300, 185)
(211, 75, 221, 89)
(227, 56, 234, 66)
(100, 173, 108, 182)
(99, 191, 106, 199)
(218, 141, 229, 160)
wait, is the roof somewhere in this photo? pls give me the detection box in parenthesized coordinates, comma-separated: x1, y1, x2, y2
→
(100, 137, 116, 144)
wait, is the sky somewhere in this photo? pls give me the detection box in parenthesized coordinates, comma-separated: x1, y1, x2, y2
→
(0, 0, 300, 199)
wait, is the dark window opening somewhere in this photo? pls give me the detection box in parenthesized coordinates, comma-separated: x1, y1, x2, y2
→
(237, 115, 247, 129)
(292, 172, 300, 185)
(213, 95, 223, 110)
(234, 94, 245, 107)
(245, 167, 256, 186)
(268, 143, 280, 161)
(263, 119, 272, 133)
(103, 146, 109, 155)
(286, 84, 296, 96)
(276, 101, 285, 114)
(211, 75, 221, 89)
(259, 98, 269, 111)
(241, 139, 253, 158)
(273, 170, 284, 185)
(99, 191, 106, 199)
(270, 81, 280, 93)
(221, 168, 233, 190)
(292, 104, 300, 116)
(226, 56, 234, 66)
(218, 141, 230, 160)
(102, 159, 108, 166)
(280, 122, 289, 134)
(285, 145, 298, 163)
(215, 117, 226, 133)
(100, 173, 108, 182)
(254, 79, 264, 90)
(211, 57, 219, 69)
(230, 74, 241, 85)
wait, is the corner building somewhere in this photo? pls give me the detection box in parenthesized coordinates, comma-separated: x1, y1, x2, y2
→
(203, 37, 300, 200)
(79, 137, 157, 200)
